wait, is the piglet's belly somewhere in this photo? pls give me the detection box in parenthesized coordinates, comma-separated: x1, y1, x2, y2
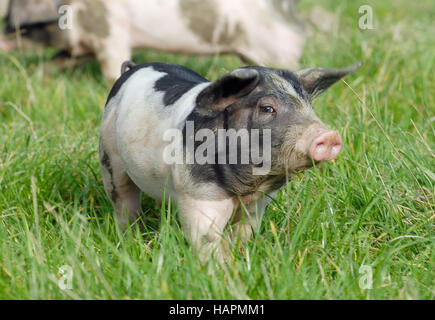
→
(115, 109, 179, 200)
(119, 145, 177, 201)
(128, 169, 175, 202)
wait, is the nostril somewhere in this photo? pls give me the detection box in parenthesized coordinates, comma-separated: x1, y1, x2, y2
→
(315, 142, 327, 153)
(310, 131, 342, 162)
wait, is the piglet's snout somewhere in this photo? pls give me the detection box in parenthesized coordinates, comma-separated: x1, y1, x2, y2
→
(310, 130, 342, 162)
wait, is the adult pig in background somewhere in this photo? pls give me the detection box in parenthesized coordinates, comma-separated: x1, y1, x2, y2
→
(1, 0, 306, 81)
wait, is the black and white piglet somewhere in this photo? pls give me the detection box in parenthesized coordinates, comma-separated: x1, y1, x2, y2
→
(99, 61, 361, 259)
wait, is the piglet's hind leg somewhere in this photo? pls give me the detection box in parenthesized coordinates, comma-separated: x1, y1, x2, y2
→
(99, 143, 142, 231)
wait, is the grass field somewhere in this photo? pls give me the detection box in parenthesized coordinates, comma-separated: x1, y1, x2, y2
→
(0, 0, 433, 299)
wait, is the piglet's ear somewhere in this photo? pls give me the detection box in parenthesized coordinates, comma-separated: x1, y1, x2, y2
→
(296, 62, 362, 101)
(196, 68, 259, 113)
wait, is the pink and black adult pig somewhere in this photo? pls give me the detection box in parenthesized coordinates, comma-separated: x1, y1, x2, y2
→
(2, 0, 306, 81)
(99, 61, 361, 259)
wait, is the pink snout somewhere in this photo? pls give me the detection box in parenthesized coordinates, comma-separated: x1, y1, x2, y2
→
(310, 131, 342, 162)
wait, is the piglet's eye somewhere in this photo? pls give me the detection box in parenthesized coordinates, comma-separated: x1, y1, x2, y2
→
(260, 105, 275, 113)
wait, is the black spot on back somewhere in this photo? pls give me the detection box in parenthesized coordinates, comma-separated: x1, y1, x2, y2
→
(105, 62, 208, 106)
(152, 63, 208, 106)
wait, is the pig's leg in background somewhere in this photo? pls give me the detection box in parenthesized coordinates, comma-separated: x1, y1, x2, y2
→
(99, 108, 142, 231)
(230, 192, 277, 243)
(49, 50, 94, 72)
(96, 27, 131, 82)
(177, 195, 235, 262)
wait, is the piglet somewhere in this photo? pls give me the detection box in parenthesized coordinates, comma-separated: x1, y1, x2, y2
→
(99, 61, 361, 259)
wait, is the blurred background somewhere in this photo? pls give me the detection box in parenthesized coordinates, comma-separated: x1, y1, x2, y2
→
(0, 0, 332, 80)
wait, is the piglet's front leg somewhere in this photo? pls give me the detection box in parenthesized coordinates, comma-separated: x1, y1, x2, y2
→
(177, 195, 235, 262)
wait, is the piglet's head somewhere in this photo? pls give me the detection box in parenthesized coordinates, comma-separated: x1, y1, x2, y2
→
(191, 62, 361, 191)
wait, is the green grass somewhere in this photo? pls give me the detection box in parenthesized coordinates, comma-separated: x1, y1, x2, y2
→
(0, 0, 433, 299)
